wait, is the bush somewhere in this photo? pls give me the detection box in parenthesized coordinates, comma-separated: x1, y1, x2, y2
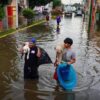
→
(0, 0, 12, 7)
(53, 0, 61, 8)
(51, 9, 63, 16)
(22, 8, 34, 19)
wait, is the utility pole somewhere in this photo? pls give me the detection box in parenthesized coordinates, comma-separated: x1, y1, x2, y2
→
(88, 0, 92, 33)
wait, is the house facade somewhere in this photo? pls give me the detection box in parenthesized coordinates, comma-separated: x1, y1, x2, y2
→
(2, 0, 28, 29)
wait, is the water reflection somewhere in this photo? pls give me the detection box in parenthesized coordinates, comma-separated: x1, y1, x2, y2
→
(56, 25, 60, 34)
(24, 80, 75, 100)
(0, 36, 20, 99)
(54, 92, 75, 100)
(24, 80, 39, 100)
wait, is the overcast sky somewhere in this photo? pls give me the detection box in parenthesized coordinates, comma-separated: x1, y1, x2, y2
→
(61, 0, 82, 4)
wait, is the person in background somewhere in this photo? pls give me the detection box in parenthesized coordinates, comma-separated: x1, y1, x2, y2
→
(54, 37, 76, 80)
(20, 38, 41, 79)
(56, 15, 61, 26)
(46, 14, 50, 25)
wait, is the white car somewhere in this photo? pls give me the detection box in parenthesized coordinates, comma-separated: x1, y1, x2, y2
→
(75, 10, 83, 16)
(64, 5, 72, 17)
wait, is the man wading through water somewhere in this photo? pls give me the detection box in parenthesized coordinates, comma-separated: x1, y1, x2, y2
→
(20, 38, 41, 79)
(54, 38, 76, 80)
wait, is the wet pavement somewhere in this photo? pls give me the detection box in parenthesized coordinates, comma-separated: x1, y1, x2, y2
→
(0, 14, 100, 100)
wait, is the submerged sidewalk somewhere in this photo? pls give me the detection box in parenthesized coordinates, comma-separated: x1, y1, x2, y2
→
(0, 19, 46, 39)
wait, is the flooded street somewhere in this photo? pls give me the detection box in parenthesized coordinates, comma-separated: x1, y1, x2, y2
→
(0, 15, 100, 100)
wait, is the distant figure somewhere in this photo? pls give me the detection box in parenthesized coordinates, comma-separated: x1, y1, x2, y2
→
(56, 15, 61, 26)
(46, 14, 50, 25)
(82, 9, 85, 22)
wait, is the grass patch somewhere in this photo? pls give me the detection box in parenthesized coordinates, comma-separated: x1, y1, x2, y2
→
(0, 29, 16, 38)
(51, 15, 57, 19)
(18, 19, 45, 29)
(32, 19, 45, 24)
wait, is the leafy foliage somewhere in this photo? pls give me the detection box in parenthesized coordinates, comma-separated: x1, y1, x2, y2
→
(22, 8, 35, 19)
(0, 5, 5, 20)
(53, 0, 61, 8)
(0, 0, 12, 7)
(28, 0, 53, 9)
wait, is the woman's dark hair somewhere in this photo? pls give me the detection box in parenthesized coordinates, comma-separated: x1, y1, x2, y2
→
(64, 38, 73, 45)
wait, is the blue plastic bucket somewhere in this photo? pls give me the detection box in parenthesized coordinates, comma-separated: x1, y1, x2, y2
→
(60, 66, 70, 81)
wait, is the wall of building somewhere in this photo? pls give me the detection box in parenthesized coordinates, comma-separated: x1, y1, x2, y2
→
(85, 0, 97, 33)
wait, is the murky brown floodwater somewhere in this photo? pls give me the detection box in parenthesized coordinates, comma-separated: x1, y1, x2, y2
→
(0, 15, 100, 100)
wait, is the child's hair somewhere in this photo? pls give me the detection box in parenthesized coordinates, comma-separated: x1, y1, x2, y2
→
(64, 38, 73, 45)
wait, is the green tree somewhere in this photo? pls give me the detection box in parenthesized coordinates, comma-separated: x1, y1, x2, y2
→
(0, 0, 12, 7)
(53, 0, 61, 8)
(0, 5, 5, 20)
(28, 0, 53, 9)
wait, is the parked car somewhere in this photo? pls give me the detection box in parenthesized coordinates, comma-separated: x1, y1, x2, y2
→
(75, 9, 83, 16)
(64, 5, 72, 17)
(64, 11, 72, 17)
